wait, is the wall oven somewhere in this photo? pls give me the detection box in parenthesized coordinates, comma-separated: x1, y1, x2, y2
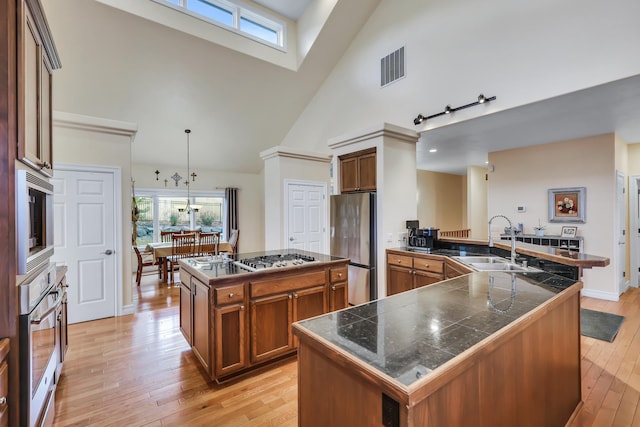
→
(19, 263, 63, 427)
(16, 167, 55, 278)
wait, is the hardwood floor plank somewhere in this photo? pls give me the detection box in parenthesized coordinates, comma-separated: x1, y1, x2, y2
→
(52, 275, 640, 427)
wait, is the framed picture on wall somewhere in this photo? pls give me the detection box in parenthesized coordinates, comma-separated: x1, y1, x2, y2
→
(548, 187, 586, 223)
(561, 226, 578, 237)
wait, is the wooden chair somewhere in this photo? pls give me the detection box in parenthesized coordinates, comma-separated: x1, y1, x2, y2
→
(160, 230, 178, 242)
(184, 229, 201, 239)
(168, 233, 196, 284)
(224, 229, 239, 254)
(133, 245, 157, 286)
(198, 232, 220, 256)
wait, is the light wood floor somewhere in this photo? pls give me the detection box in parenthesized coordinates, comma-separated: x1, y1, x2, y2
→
(53, 273, 640, 426)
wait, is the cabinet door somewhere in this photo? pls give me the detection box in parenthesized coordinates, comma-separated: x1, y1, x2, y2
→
(0, 339, 8, 427)
(39, 54, 53, 175)
(414, 270, 442, 288)
(250, 293, 292, 363)
(293, 285, 327, 323)
(329, 281, 348, 311)
(179, 282, 192, 345)
(21, 9, 40, 167)
(214, 303, 247, 378)
(340, 157, 359, 193)
(387, 265, 414, 296)
(357, 153, 377, 191)
(192, 278, 211, 375)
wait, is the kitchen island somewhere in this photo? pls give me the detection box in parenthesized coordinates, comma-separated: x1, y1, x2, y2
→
(293, 270, 582, 426)
(178, 250, 349, 382)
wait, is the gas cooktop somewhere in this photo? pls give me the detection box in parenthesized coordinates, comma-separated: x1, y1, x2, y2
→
(235, 253, 318, 272)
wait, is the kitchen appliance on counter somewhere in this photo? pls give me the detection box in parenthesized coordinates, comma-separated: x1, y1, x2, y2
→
(235, 253, 318, 272)
(406, 220, 439, 250)
(19, 263, 67, 427)
(330, 192, 376, 306)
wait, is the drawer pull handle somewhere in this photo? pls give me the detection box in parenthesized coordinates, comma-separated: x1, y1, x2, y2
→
(424, 264, 429, 267)
(337, 273, 343, 278)
(228, 293, 234, 298)
(397, 259, 402, 263)
(0, 396, 6, 405)
(240, 305, 245, 311)
(331, 286, 336, 291)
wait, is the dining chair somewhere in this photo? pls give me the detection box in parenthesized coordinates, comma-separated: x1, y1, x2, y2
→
(184, 229, 201, 239)
(133, 245, 157, 286)
(160, 230, 178, 242)
(198, 232, 220, 256)
(168, 233, 196, 284)
(227, 229, 239, 254)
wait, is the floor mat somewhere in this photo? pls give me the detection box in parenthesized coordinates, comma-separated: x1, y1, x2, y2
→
(580, 308, 625, 342)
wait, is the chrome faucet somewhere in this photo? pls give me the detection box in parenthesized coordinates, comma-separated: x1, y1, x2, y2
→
(488, 214, 517, 264)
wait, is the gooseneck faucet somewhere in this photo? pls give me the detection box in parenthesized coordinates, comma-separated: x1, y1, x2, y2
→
(488, 214, 517, 264)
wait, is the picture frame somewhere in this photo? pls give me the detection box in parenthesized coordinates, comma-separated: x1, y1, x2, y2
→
(548, 187, 586, 223)
(561, 226, 578, 238)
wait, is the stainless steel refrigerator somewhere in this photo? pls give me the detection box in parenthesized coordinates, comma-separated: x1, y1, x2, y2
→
(330, 192, 376, 305)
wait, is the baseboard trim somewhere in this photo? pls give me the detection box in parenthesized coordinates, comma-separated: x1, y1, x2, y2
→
(581, 288, 620, 302)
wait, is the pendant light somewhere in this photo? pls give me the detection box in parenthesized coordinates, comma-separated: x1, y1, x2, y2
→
(178, 129, 198, 214)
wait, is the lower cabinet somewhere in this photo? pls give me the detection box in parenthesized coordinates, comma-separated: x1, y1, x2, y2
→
(180, 261, 349, 383)
(0, 339, 8, 427)
(214, 300, 247, 378)
(386, 251, 445, 296)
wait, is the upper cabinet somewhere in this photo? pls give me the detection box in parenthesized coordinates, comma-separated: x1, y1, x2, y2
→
(339, 148, 376, 193)
(17, 0, 61, 177)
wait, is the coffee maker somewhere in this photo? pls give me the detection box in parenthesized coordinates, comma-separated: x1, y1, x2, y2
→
(406, 220, 438, 249)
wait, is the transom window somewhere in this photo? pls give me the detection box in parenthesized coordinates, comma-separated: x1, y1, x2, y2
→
(154, 0, 284, 48)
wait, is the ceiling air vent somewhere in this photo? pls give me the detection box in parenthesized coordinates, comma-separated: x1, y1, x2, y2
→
(380, 46, 405, 87)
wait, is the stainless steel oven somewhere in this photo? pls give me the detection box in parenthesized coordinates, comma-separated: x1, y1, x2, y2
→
(19, 263, 61, 427)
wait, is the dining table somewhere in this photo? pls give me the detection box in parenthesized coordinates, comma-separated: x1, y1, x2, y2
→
(146, 240, 232, 284)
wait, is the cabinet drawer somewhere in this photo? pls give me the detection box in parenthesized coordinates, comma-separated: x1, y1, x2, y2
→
(412, 257, 444, 274)
(330, 266, 347, 283)
(387, 254, 413, 268)
(250, 270, 326, 299)
(215, 284, 245, 305)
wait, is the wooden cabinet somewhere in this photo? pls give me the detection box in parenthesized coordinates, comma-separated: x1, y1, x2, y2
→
(18, 0, 61, 177)
(213, 284, 247, 378)
(250, 270, 327, 363)
(339, 148, 376, 193)
(192, 277, 211, 374)
(329, 266, 348, 311)
(386, 250, 445, 296)
(179, 270, 193, 344)
(0, 339, 8, 427)
(179, 270, 213, 376)
(180, 259, 349, 382)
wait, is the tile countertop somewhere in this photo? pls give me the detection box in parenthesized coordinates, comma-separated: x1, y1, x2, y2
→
(294, 270, 578, 387)
(178, 249, 348, 281)
(438, 237, 610, 268)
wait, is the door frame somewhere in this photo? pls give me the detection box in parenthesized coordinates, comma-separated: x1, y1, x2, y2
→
(284, 180, 328, 253)
(54, 162, 124, 316)
(616, 170, 627, 295)
(630, 175, 640, 287)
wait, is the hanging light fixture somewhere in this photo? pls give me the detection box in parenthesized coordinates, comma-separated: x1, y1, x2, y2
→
(178, 129, 198, 213)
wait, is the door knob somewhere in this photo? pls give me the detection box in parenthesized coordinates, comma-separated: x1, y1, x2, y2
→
(103, 249, 114, 255)
(289, 237, 294, 241)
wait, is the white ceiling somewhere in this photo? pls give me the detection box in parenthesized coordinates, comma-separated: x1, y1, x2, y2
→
(417, 74, 640, 175)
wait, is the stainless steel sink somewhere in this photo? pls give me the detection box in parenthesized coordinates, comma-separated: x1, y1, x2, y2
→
(452, 256, 507, 264)
(469, 262, 528, 272)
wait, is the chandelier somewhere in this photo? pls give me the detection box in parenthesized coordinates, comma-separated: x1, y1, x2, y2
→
(178, 129, 199, 214)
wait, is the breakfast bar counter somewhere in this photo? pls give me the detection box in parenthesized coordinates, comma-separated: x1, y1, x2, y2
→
(293, 271, 583, 426)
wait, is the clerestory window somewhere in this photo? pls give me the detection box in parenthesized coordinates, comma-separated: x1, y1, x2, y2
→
(154, 0, 284, 49)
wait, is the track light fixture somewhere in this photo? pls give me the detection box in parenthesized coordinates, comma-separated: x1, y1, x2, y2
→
(413, 94, 496, 125)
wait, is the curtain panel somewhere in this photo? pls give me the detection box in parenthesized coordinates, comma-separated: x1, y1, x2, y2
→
(225, 187, 239, 251)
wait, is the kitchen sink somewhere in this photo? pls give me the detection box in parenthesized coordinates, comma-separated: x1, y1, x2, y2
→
(452, 256, 507, 264)
(469, 262, 528, 272)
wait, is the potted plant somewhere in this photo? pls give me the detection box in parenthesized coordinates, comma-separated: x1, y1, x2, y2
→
(534, 220, 545, 237)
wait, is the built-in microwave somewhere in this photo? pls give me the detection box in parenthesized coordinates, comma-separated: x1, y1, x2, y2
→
(16, 167, 54, 278)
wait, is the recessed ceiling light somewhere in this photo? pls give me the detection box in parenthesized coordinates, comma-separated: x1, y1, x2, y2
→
(429, 148, 437, 153)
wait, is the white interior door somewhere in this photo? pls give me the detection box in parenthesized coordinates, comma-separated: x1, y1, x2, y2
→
(52, 168, 117, 324)
(616, 170, 627, 294)
(286, 181, 326, 253)
(631, 176, 640, 287)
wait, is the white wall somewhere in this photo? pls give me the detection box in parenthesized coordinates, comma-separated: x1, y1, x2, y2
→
(281, 0, 640, 153)
(488, 134, 616, 299)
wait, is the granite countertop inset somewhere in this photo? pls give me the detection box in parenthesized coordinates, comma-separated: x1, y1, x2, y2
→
(295, 270, 576, 387)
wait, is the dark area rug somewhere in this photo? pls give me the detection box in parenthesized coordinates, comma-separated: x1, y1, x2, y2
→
(580, 308, 625, 342)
